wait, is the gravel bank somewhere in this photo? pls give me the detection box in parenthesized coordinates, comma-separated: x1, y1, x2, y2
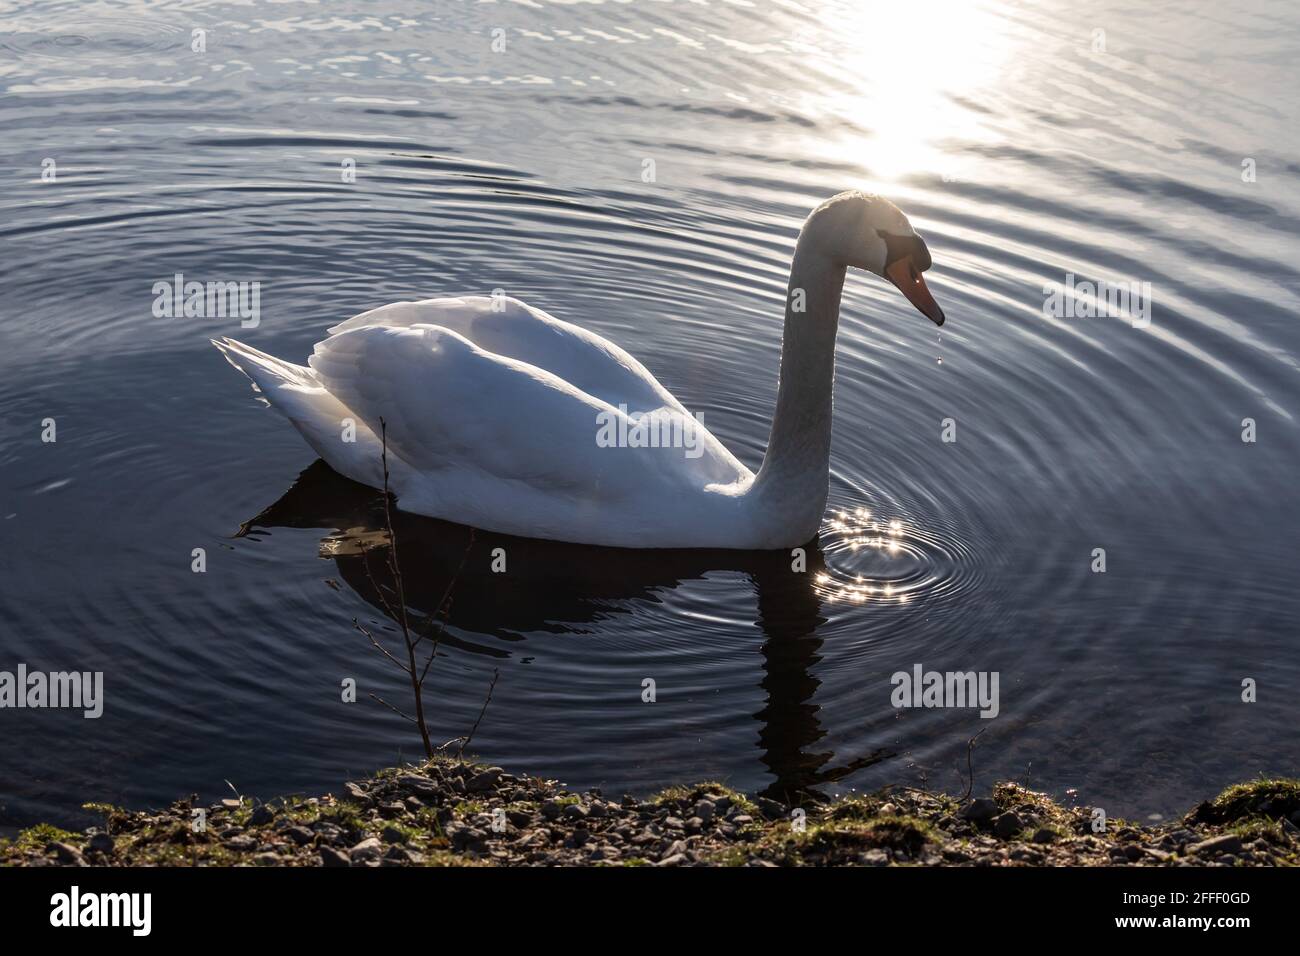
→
(4, 759, 1297, 867)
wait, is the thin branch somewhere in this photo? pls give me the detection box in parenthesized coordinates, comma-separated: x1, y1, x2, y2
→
(415, 530, 475, 685)
(354, 422, 489, 765)
(412, 529, 475, 651)
(368, 693, 417, 724)
(457, 668, 500, 761)
(358, 543, 400, 621)
(418, 639, 439, 685)
(961, 726, 990, 803)
(353, 618, 410, 674)
(379, 418, 433, 759)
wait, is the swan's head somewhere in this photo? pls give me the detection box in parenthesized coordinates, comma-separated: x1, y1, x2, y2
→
(804, 190, 945, 326)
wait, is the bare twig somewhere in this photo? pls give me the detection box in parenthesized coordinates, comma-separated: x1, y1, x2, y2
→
(357, 422, 498, 767)
(416, 535, 475, 687)
(961, 726, 990, 802)
(358, 544, 401, 621)
(378, 418, 433, 758)
(413, 529, 475, 652)
(457, 668, 499, 761)
(353, 618, 409, 674)
(368, 693, 417, 724)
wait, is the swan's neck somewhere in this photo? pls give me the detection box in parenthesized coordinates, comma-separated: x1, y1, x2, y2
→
(751, 236, 846, 537)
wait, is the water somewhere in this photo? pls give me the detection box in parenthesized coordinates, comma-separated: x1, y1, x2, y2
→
(1, 0, 1297, 828)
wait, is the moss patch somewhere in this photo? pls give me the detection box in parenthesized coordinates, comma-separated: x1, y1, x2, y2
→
(1190, 778, 1300, 825)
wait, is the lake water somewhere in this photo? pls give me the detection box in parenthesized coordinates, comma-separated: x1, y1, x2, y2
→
(1, 0, 1297, 829)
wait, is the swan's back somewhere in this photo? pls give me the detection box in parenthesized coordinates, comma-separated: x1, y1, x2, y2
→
(330, 296, 679, 417)
(214, 296, 754, 545)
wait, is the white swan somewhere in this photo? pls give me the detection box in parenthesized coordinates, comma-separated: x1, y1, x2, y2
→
(213, 191, 944, 550)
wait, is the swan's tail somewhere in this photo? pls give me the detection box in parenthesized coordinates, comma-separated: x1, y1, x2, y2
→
(211, 336, 316, 394)
(211, 337, 384, 486)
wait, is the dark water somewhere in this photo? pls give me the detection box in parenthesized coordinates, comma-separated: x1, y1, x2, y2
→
(1, 0, 1297, 828)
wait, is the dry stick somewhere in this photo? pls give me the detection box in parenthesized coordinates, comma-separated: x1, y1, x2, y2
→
(378, 417, 434, 760)
(363, 423, 492, 769)
(416, 531, 476, 685)
(358, 544, 401, 622)
(368, 693, 416, 724)
(961, 726, 990, 803)
(457, 668, 500, 762)
(353, 619, 409, 674)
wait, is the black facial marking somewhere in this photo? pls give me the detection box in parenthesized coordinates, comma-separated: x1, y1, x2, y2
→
(876, 229, 932, 271)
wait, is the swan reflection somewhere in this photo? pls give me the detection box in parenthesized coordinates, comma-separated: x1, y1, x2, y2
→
(239, 460, 894, 803)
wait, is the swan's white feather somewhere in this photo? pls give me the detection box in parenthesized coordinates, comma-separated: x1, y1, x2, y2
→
(216, 296, 757, 547)
(212, 335, 386, 487)
(328, 296, 678, 416)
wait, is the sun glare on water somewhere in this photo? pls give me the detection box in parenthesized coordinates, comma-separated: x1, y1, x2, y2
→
(812, 0, 1016, 185)
(816, 508, 921, 605)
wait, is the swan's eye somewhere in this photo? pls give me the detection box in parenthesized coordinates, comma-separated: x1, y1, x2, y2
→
(877, 229, 914, 266)
(876, 229, 932, 272)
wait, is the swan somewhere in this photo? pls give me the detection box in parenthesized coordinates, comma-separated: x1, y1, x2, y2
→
(213, 191, 944, 550)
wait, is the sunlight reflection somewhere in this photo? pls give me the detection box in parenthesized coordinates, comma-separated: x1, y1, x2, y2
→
(813, 0, 1014, 184)
(814, 506, 918, 605)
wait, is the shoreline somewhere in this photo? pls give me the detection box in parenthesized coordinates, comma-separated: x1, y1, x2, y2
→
(3, 759, 1297, 867)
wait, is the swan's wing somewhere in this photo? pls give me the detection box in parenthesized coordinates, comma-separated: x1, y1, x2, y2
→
(328, 296, 678, 415)
(308, 324, 746, 492)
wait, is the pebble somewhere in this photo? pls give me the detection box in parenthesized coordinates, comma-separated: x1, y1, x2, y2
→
(1189, 834, 1242, 857)
(507, 809, 533, 828)
(349, 837, 384, 862)
(47, 842, 86, 866)
(86, 833, 116, 855)
(285, 826, 315, 846)
(344, 782, 369, 802)
(319, 846, 350, 867)
(992, 812, 1023, 840)
(661, 839, 687, 861)
(467, 768, 502, 793)
(961, 798, 999, 823)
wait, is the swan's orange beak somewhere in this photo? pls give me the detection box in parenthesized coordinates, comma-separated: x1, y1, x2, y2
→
(886, 257, 945, 326)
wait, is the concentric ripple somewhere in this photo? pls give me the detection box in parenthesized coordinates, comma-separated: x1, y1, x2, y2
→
(0, 17, 189, 62)
(815, 506, 979, 607)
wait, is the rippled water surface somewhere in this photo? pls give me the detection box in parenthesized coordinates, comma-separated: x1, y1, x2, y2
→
(2, 0, 1298, 827)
